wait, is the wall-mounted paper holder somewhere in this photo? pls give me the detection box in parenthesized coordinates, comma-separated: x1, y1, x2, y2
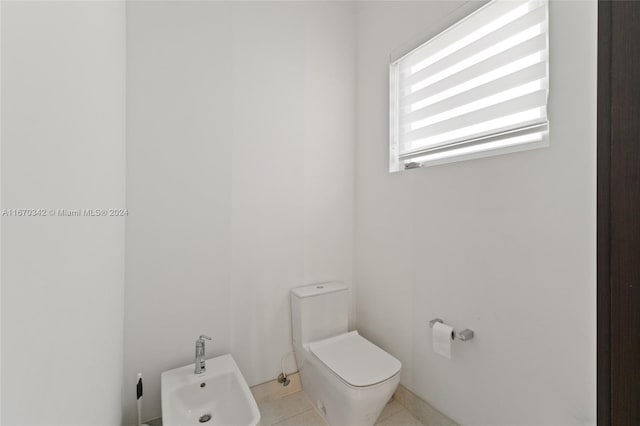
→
(429, 318, 474, 342)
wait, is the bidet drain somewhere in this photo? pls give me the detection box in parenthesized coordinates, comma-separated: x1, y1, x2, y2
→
(199, 414, 212, 423)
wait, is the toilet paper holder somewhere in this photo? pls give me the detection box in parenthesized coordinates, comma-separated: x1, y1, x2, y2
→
(429, 318, 474, 341)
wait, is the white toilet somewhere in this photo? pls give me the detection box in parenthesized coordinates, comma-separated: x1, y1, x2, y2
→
(291, 283, 401, 426)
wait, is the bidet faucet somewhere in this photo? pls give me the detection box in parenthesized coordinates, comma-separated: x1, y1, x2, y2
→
(195, 334, 212, 374)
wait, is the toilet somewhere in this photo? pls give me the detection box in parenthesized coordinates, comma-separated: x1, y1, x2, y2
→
(290, 283, 401, 426)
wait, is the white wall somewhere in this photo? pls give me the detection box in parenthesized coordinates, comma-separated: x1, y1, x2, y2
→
(1, 2, 126, 425)
(355, 1, 596, 425)
(124, 2, 355, 423)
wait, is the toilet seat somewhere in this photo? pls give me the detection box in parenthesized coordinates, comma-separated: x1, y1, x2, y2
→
(309, 331, 401, 388)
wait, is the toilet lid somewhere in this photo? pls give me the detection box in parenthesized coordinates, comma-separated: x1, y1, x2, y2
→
(309, 331, 401, 387)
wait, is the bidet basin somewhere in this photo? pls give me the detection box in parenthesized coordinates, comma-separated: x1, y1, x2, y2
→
(161, 354, 260, 426)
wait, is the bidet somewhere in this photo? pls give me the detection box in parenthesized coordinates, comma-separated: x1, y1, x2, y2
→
(161, 354, 260, 426)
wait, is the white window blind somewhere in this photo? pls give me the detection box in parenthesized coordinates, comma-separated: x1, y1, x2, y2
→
(389, 0, 549, 172)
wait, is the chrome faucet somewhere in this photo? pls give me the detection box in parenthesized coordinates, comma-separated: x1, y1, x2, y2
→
(195, 334, 212, 374)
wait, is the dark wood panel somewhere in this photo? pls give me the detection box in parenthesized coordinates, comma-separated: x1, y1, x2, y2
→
(603, 1, 640, 424)
(597, 1, 612, 424)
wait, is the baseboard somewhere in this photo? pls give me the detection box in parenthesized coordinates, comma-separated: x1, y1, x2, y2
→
(393, 385, 458, 426)
(250, 372, 302, 404)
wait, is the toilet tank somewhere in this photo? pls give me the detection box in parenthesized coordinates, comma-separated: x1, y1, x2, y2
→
(291, 283, 349, 348)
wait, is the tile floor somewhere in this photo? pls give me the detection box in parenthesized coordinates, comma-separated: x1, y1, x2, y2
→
(257, 391, 424, 426)
(148, 390, 424, 426)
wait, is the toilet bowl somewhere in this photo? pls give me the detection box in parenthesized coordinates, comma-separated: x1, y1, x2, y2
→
(291, 283, 401, 426)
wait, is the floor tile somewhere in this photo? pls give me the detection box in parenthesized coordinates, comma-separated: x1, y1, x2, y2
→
(375, 400, 405, 424)
(375, 409, 423, 426)
(393, 385, 456, 426)
(252, 373, 302, 404)
(149, 392, 426, 426)
(148, 417, 162, 426)
(271, 408, 328, 426)
(258, 391, 314, 426)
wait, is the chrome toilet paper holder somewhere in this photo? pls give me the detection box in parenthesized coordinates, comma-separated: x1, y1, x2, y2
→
(429, 318, 474, 342)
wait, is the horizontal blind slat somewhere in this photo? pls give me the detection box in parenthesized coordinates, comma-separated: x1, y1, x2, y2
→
(402, 90, 547, 147)
(401, 114, 548, 155)
(400, 0, 528, 71)
(400, 33, 547, 108)
(400, 61, 546, 127)
(401, 3, 546, 91)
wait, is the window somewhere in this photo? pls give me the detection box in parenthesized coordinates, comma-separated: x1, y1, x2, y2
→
(389, 0, 549, 172)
